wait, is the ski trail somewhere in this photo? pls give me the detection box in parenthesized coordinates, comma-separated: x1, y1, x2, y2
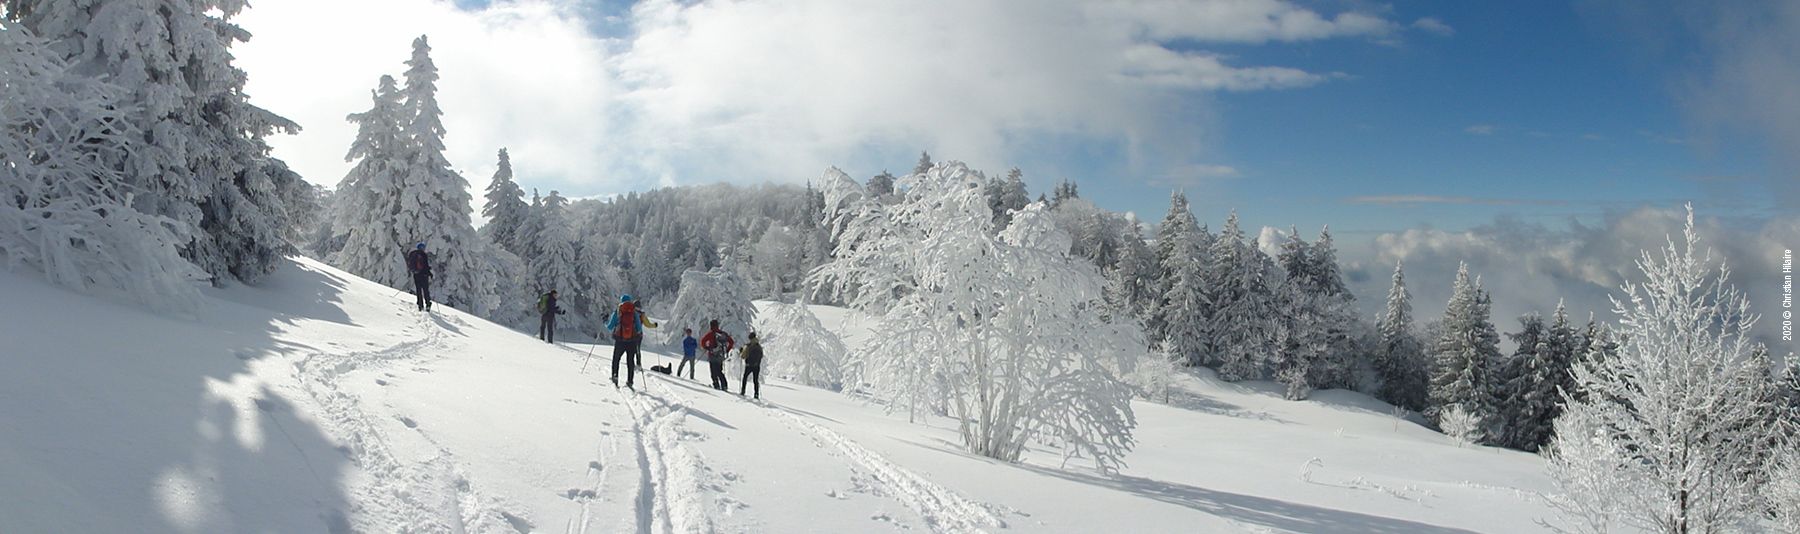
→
(572, 370, 720, 534)
(292, 310, 499, 533)
(755, 401, 1006, 534)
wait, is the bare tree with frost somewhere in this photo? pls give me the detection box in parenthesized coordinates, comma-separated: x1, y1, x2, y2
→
(1545, 207, 1780, 534)
(815, 161, 1141, 473)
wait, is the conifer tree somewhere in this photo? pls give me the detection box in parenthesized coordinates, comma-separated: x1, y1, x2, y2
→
(331, 75, 412, 289)
(1492, 304, 1579, 451)
(6, 0, 308, 283)
(1206, 211, 1280, 381)
(396, 35, 499, 315)
(0, 22, 204, 310)
(1374, 261, 1428, 411)
(912, 151, 934, 176)
(865, 170, 895, 198)
(1547, 208, 1781, 533)
(531, 191, 582, 329)
(1148, 192, 1206, 363)
(1428, 263, 1500, 429)
(481, 148, 530, 258)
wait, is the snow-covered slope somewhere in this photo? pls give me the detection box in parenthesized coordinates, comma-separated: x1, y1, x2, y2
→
(0, 257, 1563, 533)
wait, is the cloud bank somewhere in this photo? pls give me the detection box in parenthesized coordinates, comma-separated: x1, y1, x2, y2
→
(234, 0, 1437, 195)
(1342, 206, 1799, 355)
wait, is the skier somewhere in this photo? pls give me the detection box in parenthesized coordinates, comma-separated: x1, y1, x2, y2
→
(406, 243, 432, 311)
(701, 319, 735, 391)
(538, 290, 565, 343)
(606, 295, 657, 388)
(676, 328, 700, 379)
(739, 332, 764, 399)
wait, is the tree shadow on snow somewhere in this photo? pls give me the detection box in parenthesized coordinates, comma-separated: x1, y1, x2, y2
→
(0, 258, 356, 533)
(1016, 464, 1482, 534)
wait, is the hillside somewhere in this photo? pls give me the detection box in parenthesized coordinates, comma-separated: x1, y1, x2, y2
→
(0, 257, 1564, 533)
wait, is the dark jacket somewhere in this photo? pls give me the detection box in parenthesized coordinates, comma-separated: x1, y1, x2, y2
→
(741, 341, 763, 368)
(406, 249, 431, 277)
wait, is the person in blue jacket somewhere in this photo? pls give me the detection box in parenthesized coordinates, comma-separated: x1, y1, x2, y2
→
(676, 328, 700, 379)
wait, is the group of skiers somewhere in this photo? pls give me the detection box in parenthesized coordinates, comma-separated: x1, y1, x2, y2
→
(405, 245, 764, 398)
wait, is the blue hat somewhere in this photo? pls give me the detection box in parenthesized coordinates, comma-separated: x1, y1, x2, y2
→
(417, 243, 426, 249)
(621, 294, 633, 303)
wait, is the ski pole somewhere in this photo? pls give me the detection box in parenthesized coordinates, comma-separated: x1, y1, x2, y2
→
(580, 335, 599, 373)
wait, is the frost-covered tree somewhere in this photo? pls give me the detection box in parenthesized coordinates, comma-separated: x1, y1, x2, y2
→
(7, 0, 307, 284)
(1374, 261, 1428, 411)
(1272, 227, 1361, 398)
(1546, 208, 1781, 534)
(1492, 304, 1579, 452)
(1206, 211, 1281, 381)
(0, 22, 204, 311)
(531, 191, 582, 328)
(480, 148, 530, 258)
(331, 75, 412, 289)
(865, 170, 894, 198)
(816, 162, 1141, 473)
(1051, 179, 1078, 207)
(1128, 339, 1183, 404)
(1770, 443, 1800, 532)
(394, 35, 498, 315)
(1428, 262, 1499, 429)
(1438, 403, 1485, 447)
(663, 265, 755, 346)
(910, 151, 933, 176)
(1147, 191, 1206, 361)
(985, 168, 1030, 229)
(754, 301, 845, 390)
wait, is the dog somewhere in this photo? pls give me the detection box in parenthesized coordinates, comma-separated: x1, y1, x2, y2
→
(650, 364, 672, 375)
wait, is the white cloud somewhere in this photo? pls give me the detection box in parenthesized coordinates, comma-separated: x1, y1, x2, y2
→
(234, 0, 1406, 195)
(1085, 0, 1400, 44)
(1411, 17, 1455, 37)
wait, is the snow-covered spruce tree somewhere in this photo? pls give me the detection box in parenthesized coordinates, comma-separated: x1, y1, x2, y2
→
(911, 151, 933, 176)
(754, 301, 846, 390)
(816, 162, 1141, 473)
(395, 35, 500, 315)
(480, 148, 531, 259)
(7, 0, 307, 284)
(1271, 227, 1361, 398)
(1493, 303, 1579, 452)
(531, 191, 583, 331)
(865, 170, 895, 199)
(1207, 211, 1282, 381)
(1374, 261, 1429, 411)
(985, 167, 1030, 229)
(1545, 208, 1781, 534)
(0, 22, 205, 311)
(663, 265, 755, 346)
(330, 74, 412, 288)
(1147, 191, 1208, 364)
(1427, 262, 1500, 430)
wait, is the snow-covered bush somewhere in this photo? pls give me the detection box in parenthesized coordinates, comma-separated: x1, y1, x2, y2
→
(0, 24, 205, 311)
(815, 161, 1142, 473)
(1769, 444, 1800, 532)
(663, 266, 755, 345)
(1127, 339, 1182, 404)
(754, 301, 845, 390)
(1546, 206, 1780, 534)
(1436, 404, 1484, 447)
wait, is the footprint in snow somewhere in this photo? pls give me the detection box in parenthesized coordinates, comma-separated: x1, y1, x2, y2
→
(398, 416, 417, 429)
(375, 379, 388, 386)
(498, 511, 534, 533)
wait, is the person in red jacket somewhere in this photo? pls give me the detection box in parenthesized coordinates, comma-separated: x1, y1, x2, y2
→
(700, 319, 735, 391)
(607, 295, 657, 388)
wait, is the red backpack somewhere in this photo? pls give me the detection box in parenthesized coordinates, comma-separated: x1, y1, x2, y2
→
(613, 302, 639, 339)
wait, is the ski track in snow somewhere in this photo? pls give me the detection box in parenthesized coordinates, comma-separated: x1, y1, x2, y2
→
(572, 365, 724, 534)
(751, 398, 1006, 534)
(293, 310, 516, 533)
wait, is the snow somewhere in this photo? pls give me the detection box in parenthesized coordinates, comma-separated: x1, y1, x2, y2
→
(0, 256, 1569, 533)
